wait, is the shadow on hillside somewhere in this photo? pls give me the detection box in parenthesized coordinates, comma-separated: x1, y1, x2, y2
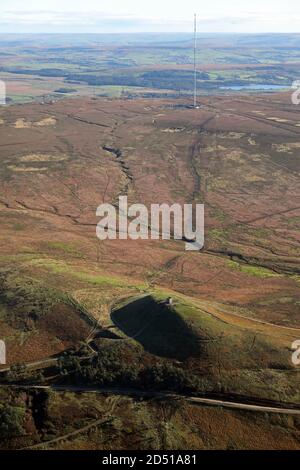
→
(111, 295, 201, 360)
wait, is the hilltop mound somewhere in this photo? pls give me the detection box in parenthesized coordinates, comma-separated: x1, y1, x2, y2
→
(111, 295, 203, 360)
(109, 291, 299, 403)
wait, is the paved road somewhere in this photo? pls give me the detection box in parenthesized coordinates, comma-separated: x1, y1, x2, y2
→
(5, 384, 300, 415)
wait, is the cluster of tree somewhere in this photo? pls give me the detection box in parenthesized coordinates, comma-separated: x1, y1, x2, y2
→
(63, 70, 211, 91)
(3, 363, 45, 384)
(58, 342, 212, 394)
(54, 87, 77, 93)
(0, 405, 25, 439)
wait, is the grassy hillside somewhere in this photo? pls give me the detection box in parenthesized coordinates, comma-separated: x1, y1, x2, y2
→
(0, 269, 96, 365)
(111, 293, 300, 403)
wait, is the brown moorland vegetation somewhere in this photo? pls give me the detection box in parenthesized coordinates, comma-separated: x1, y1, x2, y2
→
(0, 93, 299, 449)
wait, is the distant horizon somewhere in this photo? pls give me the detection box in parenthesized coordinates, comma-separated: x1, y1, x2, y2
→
(0, 1, 299, 34)
(0, 32, 299, 36)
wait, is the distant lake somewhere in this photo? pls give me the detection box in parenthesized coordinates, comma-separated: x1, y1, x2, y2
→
(220, 84, 288, 91)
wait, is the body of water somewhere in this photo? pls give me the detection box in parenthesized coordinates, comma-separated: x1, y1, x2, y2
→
(220, 84, 288, 91)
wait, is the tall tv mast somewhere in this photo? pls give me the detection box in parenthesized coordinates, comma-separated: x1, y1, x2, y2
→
(193, 13, 197, 108)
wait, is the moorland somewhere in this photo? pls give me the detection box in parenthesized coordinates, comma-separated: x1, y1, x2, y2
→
(0, 33, 299, 450)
